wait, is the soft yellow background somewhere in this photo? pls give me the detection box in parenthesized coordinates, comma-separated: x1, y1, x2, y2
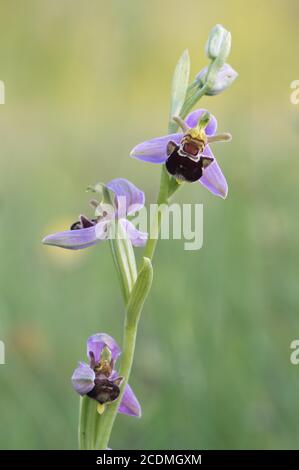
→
(0, 0, 299, 449)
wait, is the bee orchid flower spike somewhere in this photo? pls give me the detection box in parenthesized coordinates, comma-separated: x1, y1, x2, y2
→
(42, 23, 238, 451)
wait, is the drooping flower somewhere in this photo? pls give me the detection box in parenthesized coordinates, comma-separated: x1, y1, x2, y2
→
(72, 333, 141, 417)
(42, 178, 147, 250)
(130, 109, 231, 199)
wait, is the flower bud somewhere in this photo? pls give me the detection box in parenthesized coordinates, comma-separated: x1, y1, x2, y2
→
(205, 24, 231, 63)
(196, 63, 238, 95)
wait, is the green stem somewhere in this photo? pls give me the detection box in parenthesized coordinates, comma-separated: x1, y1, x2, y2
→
(94, 258, 153, 449)
(180, 83, 208, 120)
(79, 396, 99, 450)
(143, 166, 170, 260)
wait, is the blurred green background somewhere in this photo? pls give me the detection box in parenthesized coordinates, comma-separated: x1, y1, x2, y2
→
(1, 0, 299, 450)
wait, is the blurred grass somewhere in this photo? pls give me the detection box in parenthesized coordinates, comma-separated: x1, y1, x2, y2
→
(1, 0, 299, 449)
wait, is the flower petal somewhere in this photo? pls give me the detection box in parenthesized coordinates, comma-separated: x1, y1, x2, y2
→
(42, 225, 99, 250)
(87, 333, 121, 364)
(71, 362, 95, 395)
(118, 383, 142, 417)
(199, 145, 228, 199)
(120, 219, 148, 247)
(130, 133, 182, 164)
(94, 219, 110, 241)
(185, 109, 217, 136)
(107, 178, 145, 217)
(196, 64, 238, 96)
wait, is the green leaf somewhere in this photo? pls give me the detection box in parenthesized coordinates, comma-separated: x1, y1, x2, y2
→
(169, 49, 190, 124)
(79, 396, 99, 450)
(126, 257, 153, 327)
(109, 221, 138, 303)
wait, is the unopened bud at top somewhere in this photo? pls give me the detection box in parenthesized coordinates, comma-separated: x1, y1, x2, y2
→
(205, 24, 231, 64)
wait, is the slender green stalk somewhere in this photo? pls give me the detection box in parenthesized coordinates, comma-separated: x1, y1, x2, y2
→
(78, 221, 138, 450)
(143, 166, 170, 260)
(179, 83, 208, 121)
(94, 258, 153, 450)
(79, 396, 99, 450)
